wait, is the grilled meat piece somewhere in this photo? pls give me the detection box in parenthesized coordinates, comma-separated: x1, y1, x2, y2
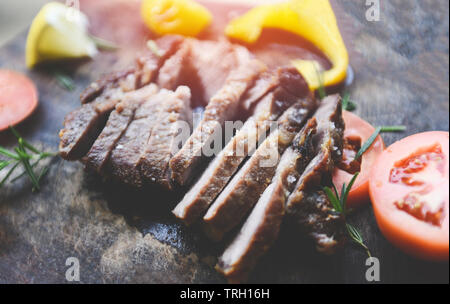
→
(216, 118, 318, 283)
(169, 58, 267, 186)
(285, 94, 345, 254)
(109, 87, 192, 186)
(203, 97, 318, 241)
(139, 86, 192, 189)
(59, 36, 183, 161)
(83, 84, 159, 173)
(173, 67, 310, 226)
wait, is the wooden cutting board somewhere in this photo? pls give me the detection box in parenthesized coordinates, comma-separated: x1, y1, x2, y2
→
(0, 0, 448, 284)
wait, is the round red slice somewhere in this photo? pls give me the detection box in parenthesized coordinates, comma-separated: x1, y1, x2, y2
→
(332, 111, 385, 208)
(369, 131, 449, 261)
(0, 69, 38, 131)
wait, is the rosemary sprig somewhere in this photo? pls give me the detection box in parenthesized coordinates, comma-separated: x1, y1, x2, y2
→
(380, 126, 407, 132)
(324, 172, 371, 257)
(53, 71, 75, 91)
(0, 127, 55, 191)
(355, 125, 407, 161)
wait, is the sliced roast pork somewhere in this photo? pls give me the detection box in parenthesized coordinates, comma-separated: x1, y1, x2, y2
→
(203, 97, 318, 241)
(59, 36, 183, 161)
(169, 59, 267, 186)
(172, 67, 310, 226)
(83, 84, 159, 173)
(109, 87, 192, 186)
(216, 118, 318, 283)
(285, 94, 346, 254)
(139, 87, 192, 189)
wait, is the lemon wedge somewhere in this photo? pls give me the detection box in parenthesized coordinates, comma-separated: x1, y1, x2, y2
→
(26, 2, 98, 68)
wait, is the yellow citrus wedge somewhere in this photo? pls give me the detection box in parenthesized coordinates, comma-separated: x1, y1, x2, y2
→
(26, 2, 98, 68)
(141, 0, 212, 37)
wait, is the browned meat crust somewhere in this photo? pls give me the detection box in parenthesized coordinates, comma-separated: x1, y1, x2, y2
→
(109, 87, 191, 186)
(203, 97, 318, 241)
(59, 36, 183, 161)
(83, 84, 159, 173)
(169, 58, 267, 186)
(285, 94, 346, 254)
(216, 118, 318, 283)
(139, 86, 192, 189)
(172, 67, 310, 226)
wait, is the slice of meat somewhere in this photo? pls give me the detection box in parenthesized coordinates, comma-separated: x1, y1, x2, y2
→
(156, 42, 191, 90)
(169, 58, 267, 186)
(203, 97, 318, 241)
(59, 36, 183, 161)
(83, 84, 159, 173)
(241, 71, 278, 111)
(285, 94, 346, 254)
(80, 69, 135, 104)
(59, 87, 126, 160)
(136, 35, 185, 87)
(139, 86, 192, 189)
(173, 67, 310, 226)
(216, 118, 318, 283)
(109, 87, 192, 186)
(186, 39, 241, 106)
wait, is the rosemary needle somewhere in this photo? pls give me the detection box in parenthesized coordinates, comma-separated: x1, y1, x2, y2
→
(53, 71, 75, 91)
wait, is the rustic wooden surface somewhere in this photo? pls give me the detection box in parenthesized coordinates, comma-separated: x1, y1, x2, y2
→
(0, 0, 449, 284)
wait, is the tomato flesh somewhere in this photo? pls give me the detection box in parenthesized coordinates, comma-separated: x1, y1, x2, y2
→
(390, 144, 446, 227)
(369, 132, 449, 261)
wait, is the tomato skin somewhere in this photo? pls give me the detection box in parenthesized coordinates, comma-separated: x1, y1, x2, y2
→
(369, 131, 449, 261)
(0, 70, 38, 131)
(332, 111, 384, 208)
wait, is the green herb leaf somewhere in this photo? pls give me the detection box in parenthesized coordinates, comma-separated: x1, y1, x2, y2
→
(355, 126, 382, 161)
(0, 129, 54, 191)
(342, 93, 357, 111)
(54, 71, 75, 91)
(0, 162, 20, 188)
(90, 35, 119, 51)
(324, 186, 342, 213)
(380, 125, 406, 133)
(341, 172, 360, 213)
(346, 223, 372, 257)
(10, 127, 40, 154)
(314, 65, 326, 99)
(0, 146, 20, 160)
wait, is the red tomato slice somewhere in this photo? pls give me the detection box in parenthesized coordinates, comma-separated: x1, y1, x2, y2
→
(0, 70, 38, 132)
(332, 111, 384, 208)
(369, 131, 449, 261)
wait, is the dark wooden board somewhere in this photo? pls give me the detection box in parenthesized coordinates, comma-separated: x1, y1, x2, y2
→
(0, 0, 448, 284)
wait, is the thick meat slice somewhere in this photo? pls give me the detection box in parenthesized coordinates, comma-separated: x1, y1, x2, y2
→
(173, 67, 310, 226)
(59, 36, 183, 161)
(83, 84, 158, 173)
(139, 86, 192, 189)
(156, 42, 191, 90)
(216, 118, 317, 283)
(80, 69, 135, 104)
(186, 39, 241, 106)
(169, 58, 267, 186)
(109, 87, 192, 186)
(59, 86, 127, 161)
(285, 94, 346, 254)
(136, 35, 185, 87)
(203, 97, 318, 241)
